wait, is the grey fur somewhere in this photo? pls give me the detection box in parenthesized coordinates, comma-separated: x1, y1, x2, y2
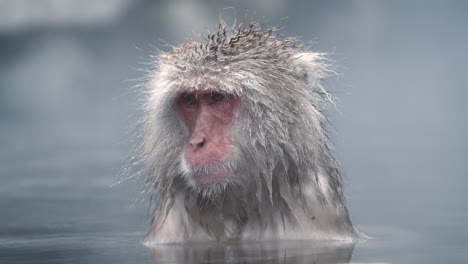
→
(137, 21, 361, 244)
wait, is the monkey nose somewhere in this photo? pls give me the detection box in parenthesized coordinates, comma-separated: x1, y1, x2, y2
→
(189, 137, 206, 151)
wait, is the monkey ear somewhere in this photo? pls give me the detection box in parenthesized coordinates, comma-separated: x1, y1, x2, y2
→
(292, 52, 328, 85)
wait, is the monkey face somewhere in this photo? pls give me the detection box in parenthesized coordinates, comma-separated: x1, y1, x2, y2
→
(175, 90, 240, 186)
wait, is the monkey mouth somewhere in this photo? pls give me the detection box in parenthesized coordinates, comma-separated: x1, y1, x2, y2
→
(189, 164, 231, 185)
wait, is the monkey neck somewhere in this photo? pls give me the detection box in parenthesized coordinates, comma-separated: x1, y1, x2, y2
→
(176, 167, 352, 241)
(146, 162, 356, 243)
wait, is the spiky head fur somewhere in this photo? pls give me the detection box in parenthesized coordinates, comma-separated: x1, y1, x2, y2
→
(139, 21, 360, 244)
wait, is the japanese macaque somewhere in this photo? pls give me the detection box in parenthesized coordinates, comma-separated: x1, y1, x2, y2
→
(138, 22, 360, 244)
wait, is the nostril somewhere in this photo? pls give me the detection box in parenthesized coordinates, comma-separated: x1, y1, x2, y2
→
(198, 139, 206, 147)
(190, 137, 206, 150)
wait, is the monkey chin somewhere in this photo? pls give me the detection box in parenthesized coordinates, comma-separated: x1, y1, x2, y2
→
(180, 157, 235, 190)
(193, 169, 230, 186)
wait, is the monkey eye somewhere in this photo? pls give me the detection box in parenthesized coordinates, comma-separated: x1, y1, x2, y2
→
(210, 91, 227, 102)
(182, 94, 198, 105)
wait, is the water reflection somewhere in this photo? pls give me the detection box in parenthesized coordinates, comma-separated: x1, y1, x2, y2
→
(148, 240, 356, 264)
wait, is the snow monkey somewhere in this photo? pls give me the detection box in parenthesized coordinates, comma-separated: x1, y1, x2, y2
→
(139, 21, 360, 244)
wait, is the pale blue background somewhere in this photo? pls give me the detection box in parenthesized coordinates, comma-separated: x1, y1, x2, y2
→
(1, 1, 467, 263)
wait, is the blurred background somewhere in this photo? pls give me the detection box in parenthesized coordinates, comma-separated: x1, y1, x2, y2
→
(1, 0, 467, 263)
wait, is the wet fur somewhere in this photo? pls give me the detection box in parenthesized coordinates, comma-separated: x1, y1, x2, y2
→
(137, 22, 360, 244)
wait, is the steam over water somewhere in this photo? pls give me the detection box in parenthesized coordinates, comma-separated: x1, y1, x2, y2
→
(1, 1, 467, 263)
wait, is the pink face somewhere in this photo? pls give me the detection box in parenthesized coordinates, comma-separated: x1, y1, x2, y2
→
(175, 90, 240, 185)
